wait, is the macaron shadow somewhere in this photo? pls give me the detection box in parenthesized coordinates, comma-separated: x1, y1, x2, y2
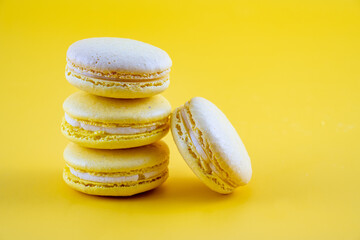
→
(70, 176, 251, 205)
(152, 176, 251, 204)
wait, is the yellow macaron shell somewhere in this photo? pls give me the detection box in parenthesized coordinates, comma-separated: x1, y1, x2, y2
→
(63, 91, 171, 123)
(171, 97, 252, 194)
(66, 37, 172, 98)
(64, 142, 169, 173)
(63, 142, 169, 196)
(61, 92, 171, 149)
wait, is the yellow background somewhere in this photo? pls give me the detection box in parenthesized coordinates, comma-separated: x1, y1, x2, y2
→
(0, 0, 359, 239)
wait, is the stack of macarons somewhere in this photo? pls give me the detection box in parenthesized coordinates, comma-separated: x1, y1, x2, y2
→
(61, 37, 253, 197)
(61, 38, 172, 196)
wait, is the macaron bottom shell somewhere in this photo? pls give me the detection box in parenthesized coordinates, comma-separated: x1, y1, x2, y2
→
(66, 69, 170, 99)
(63, 167, 169, 196)
(171, 108, 235, 194)
(61, 119, 169, 149)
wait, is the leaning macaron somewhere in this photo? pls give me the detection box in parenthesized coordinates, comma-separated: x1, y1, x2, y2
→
(171, 97, 252, 194)
(65, 37, 172, 99)
(61, 91, 171, 149)
(63, 141, 169, 196)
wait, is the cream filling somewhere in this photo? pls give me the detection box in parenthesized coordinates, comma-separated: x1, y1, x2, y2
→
(180, 107, 237, 187)
(65, 113, 158, 135)
(66, 64, 170, 82)
(180, 108, 218, 175)
(69, 166, 163, 183)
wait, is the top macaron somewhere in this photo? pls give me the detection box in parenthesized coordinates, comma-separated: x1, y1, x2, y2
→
(65, 38, 172, 99)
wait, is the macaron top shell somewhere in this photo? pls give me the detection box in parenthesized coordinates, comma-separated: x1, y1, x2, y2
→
(66, 38, 172, 74)
(64, 142, 169, 173)
(63, 91, 171, 124)
(186, 97, 252, 185)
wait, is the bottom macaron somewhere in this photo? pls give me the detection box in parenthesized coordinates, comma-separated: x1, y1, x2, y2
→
(63, 141, 169, 196)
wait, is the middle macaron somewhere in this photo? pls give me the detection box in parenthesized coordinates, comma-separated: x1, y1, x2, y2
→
(61, 91, 171, 149)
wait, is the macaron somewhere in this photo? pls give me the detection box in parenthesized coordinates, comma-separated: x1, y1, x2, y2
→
(65, 37, 172, 99)
(63, 141, 169, 196)
(171, 97, 252, 194)
(61, 91, 171, 149)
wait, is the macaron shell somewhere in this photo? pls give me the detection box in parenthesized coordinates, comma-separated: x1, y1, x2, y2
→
(171, 108, 234, 194)
(63, 92, 171, 124)
(65, 69, 169, 99)
(63, 167, 168, 196)
(61, 118, 169, 149)
(187, 97, 252, 186)
(66, 38, 172, 74)
(62, 142, 169, 196)
(64, 141, 169, 173)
